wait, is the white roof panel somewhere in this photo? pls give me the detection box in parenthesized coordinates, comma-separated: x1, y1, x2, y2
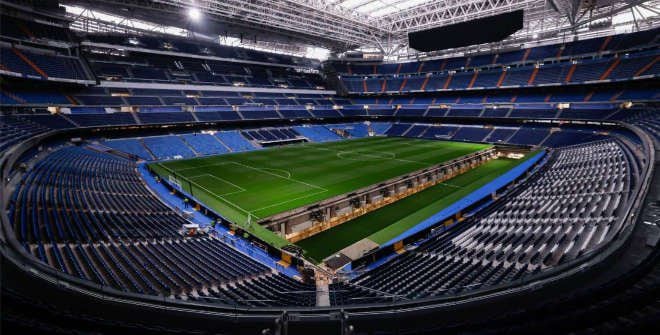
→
(336, 0, 432, 18)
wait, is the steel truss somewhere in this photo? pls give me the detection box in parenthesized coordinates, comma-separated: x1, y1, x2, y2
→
(153, 0, 388, 49)
(61, 0, 660, 57)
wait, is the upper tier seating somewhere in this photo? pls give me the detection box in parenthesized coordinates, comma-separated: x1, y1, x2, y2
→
(342, 52, 659, 94)
(0, 47, 88, 81)
(86, 52, 323, 90)
(349, 140, 634, 300)
(238, 106, 280, 120)
(194, 108, 242, 121)
(83, 34, 316, 68)
(333, 28, 658, 77)
(69, 112, 136, 127)
(2, 89, 337, 107)
(138, 112, 195, 124)
(1, 15, 72, 42)
(507, 126, 551, 145)
(278, 106, 313, 119)
(310, 107, 343, 118)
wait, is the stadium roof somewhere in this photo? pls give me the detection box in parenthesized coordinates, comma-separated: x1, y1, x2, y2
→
(333, 0, 433, 18)
(61, 0, 659, 58)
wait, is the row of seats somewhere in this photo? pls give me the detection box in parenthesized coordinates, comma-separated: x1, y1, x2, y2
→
(1, 92, 342, 107)
(609, 106, 660, 143)
(333, 28, 658, 76)
(9, 147, 186, 243)
(0, 115, 50, 152)
(332, 104, 624, 120)
(386, 122, 607, 147)
(351, 87, 658, 105)
(0, 88, 342, 106)
(85, 37, 323, 89)
(0, 46, 88, 81)
(90, 58, 323, 90)
(6, 107, 345, 131)
(2, 121, 650, 307)
(242, 128, 300, 142)
(342, 53, 659, 94)
(103, 130, 258, 160)
(101, 123, 376, 162)
(28, 237, 277, 299)
(9, 146, 315, 305)
(2, 84, 655, 106)
(85, 34, 315, 68)
(90, 121, 617, 163)
(0, 102, 648, 157)
(350, 140, 634, 299)
(292, 125, 343, 142)
(1, 15, 72, 42)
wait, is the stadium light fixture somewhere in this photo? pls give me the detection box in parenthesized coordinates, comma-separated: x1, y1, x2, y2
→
(188, 7, 201, 21)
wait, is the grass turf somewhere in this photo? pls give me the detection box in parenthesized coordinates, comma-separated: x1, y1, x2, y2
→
(149, 137, 490, 247)
(295, 156, 529, 263)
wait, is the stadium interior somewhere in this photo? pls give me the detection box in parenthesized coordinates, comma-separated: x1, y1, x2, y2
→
(0, 0, 658, 334)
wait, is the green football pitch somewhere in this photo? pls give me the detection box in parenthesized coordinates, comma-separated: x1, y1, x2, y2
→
(150, 137, 490, 247)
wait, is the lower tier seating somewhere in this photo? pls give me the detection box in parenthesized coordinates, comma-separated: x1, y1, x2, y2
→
(9, 147, 186, 243)
(350, 140, 635, 300)
(8, 146, 315, 306)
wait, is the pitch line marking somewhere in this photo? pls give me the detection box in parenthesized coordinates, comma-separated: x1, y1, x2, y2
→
(183, 175, 259, 220)
(188, 174, 246, 196)
(440, 182, 463, 189)
(336, 150, 395, 160)
(226, 161, 328, 192)
(174, 161, 234, 172)
(251, 189, 329, 214)
(310, 145, 429, 166)
(259, 168, 292, 179)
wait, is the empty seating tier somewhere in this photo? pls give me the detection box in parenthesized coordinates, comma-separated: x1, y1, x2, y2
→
(349, 140, 635, 300)
(7, 146, 317, 306)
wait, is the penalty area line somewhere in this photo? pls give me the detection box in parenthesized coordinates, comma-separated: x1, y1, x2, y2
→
(227, 161, 327, 192)
(182, 175, 259, 221)
(188, 173, 246, 196)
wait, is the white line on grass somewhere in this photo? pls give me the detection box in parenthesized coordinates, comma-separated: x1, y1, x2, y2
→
(184, 176, 259, 220)
(440, 182, 464, 189)
(250, 189, 329, 215)
(258, 168, 291, 179)
(309, 145, 429, 166)
(188, 174, 246, 196)
(226, 161, 327, 192)
(174, 161, 233, 172)
(171, 161, 325, 192)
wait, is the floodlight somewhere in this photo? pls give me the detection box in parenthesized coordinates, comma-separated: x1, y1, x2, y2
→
(188, 7, 201, 21)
